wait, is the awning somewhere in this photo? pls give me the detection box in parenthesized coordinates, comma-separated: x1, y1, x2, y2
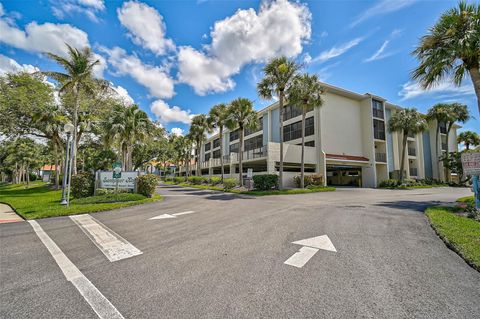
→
(326, 153, 369, 162)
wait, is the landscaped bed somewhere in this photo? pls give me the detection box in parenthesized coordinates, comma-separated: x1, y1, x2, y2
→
(426, 199, 480, 271)
(0, 182, 161, 220)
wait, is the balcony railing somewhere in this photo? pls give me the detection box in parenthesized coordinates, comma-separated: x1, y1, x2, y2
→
(409, 167, 418, 177)
(442, 143, 447, 151)
(200, 146, 268, 168)
(408, 147, 416, 156)
(372, 108, 384, 119)
(374, 130, 385, 140)
(375, 152, 386, 162)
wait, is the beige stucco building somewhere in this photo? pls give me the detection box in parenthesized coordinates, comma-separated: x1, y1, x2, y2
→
(181, 82, 458, 188)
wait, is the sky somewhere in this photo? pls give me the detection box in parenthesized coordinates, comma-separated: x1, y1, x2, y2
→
(0, 0, 478, 136)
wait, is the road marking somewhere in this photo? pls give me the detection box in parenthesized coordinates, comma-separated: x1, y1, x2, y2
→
(149, 211, 196, 220)
(284, 246, 319, 268)
(284, 235, 336, 268)
(28, 220, 124, 319)
(70, 214, 142, 262)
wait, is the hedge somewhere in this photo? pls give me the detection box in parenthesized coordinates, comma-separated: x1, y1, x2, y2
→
(253, 174, 278, 190)
(136, 174, 159, 197)
(71, 172, 94, 198)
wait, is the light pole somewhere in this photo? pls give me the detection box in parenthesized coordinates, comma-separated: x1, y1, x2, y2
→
(60, 123, 74, 205)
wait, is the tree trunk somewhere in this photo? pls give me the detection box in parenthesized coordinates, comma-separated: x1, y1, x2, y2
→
(399, 133, 408, 182)
(278, 90, 285, 189)
(72, 83, 80, 175)
(300, 107, 306, 189)
(445, 122, 453, 182)
(466, 143, 470, 150)
(196, 139, 201, 176)
(468, 66, 480, 116)
(239, 127, 244, 187)
(219, 127, 224, 182)
(26, 162, 30, 188)
(54, 142, 60, 190)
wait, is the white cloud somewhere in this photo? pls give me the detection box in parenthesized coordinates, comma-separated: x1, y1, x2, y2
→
(0, 54, 39, 75)
(118, 1, 174, 56)
(350, 0, 416, 28)
(171, 127, 184, 136)
(102, 46, 175, 99)
(51, 0, 105, 23)
(177, 0, 311, 95)
(399, 80, 475, 100)
(364, 40, 391, 62)
(112, 85, 134, 105)
(151, 100, 194, 124)
(0, 7, 90, 57)
(312, 37, 364, 63)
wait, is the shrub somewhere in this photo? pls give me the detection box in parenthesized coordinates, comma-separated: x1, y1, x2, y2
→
(293, 174, 323, 188)
(379, 179, 400, 188)
(188, 176, 205, 185)
(72, 193, 145, 205)
(173, 176, 186, 184)
(28, 172, 37, 181)
(95, 188, 129, 196)
(253, 174, 278, 190)
(71, 172, 94, 198)
(310, 174, 324, 186)
(403, 179, 418, 186)
(223, 178, 237, 190)
(465, 203, 480, 220)
(210, 176, 222, 185)
(136, 174, 159, 197)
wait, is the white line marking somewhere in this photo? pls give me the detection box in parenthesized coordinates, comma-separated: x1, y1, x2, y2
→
(149, 214, 176, 220)
(70, 214, 142, 262)
(28, 220, 124, 319)
(292, 235, 337, 252)
(172, 211, 195, 216)
(284, 246, 319, 268)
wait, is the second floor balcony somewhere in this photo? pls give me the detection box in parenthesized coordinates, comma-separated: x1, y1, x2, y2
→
(374, 130, 386, 140)
(408, 147, 416, 156)
(409, 167, 418, 177)
(375, 152, 386, 162)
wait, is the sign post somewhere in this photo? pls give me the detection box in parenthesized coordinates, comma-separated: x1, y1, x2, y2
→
(112, 162, 122, 196)
(461, 153, 480, 209)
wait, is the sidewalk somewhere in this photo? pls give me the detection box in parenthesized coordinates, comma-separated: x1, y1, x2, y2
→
(0, 203, 23, 223)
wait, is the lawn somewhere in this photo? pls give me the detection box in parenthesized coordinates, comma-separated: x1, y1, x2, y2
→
(163, 181, 335, 195)
(425, 206, 480, 271)
(457, 196, 475, 205)
(0, 182, 161, 220)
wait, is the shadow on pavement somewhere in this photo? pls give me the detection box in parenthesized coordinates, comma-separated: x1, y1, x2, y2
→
(374, 200, 445, 212)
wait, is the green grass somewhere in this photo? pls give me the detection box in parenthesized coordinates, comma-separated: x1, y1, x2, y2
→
(457, 196, 475, 205)
(71, 193, 147, 204)
(0, 182, 161, 220)
(425, 206, 480, 271)
(163, 181, 335, 195)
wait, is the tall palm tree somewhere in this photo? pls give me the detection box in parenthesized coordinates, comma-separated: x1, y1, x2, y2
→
(208, 103, 228, 182)
(257, 56, 300, 189)
(287, 73, 324, 188)
(108, 104, 150, 171)
(457, 130, 480, 150)
(42, 44, 103, 174)
(412, 1, 480, 116)
(226, 98, 258, 187)
(190, 114, 210, 176)
(388, 108, 428, 182)
(426, 103, 449, 179)
(444, 102, 470, 181)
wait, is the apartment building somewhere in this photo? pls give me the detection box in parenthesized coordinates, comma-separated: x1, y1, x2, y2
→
(182, 82, 458, 188)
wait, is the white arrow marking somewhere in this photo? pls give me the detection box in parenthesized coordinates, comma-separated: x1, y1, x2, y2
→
(149, 211, 196, 220)
(284, 235, 336, 268)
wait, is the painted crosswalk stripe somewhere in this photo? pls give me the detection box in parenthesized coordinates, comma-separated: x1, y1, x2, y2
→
(284, 246, 319, 268)
(28, 220, 124, 319)
(70, 214, 142, 262)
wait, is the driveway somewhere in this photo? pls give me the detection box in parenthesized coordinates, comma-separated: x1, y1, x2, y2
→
(1, 186, 479, 318)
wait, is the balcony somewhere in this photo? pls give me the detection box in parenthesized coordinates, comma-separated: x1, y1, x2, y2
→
(201, 146, 268, 168)
(442, 143, 447, 151)
(375, 152, 386, 162)
(372, 108, 384, 119)
(408, 147, 416, 156)
(407, 132, 415, 138)
(374, 130, 386, 140)
(409, 167, 418, 177)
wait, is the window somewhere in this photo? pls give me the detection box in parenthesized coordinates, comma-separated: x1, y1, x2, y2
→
(298, 140, 315, 147)
(229, 142, 239, 153)
(213, 138, 220, 149)
(283, 104, 313, 121)
(372, 100, 384, 118)
(213, 149, 221, 158)
(204, 142, 211, 152)
(244, 135, 263, 151)
(204, 153, 211, 161)
(373, 119, 385, 140)
(283, 117, 314, 142)
(230, 129, 239, 141)
(245, 117, 263, 136)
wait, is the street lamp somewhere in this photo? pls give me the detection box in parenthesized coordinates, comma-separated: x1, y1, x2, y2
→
(60, 123, 74, 205)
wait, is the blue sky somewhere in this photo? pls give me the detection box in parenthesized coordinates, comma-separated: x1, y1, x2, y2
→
(0, 0, 478, 136)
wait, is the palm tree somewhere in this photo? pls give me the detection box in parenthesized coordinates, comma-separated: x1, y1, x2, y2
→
(457, 130, 480, 150)
(42, 44, 103, 174)
(287, 73, 324, 188)
(444, 103, 470, 180)
(412, 1, 480, 116)
(208, 103, 228, 182)
(257, 56, 300, 189)
(226, 98, 258, 187)
(426, 104, 449, 179)
(388, 108, 428, 182)
(190, 114, 210, 176)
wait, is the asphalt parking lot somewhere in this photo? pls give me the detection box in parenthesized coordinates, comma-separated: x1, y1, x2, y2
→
(1, 186, 479, 319)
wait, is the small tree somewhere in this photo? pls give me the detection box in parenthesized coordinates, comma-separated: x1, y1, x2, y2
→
(208, 103, 228, 182)
(189, 114, 210, 176)
(457, 131, 480, 150)
(388, 108, 428, 182)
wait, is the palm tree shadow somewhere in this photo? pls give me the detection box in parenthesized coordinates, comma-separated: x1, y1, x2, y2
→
(374, 200, 446, 212)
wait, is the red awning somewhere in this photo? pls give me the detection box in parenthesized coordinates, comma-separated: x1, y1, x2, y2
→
(326, 153, 369, 162)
